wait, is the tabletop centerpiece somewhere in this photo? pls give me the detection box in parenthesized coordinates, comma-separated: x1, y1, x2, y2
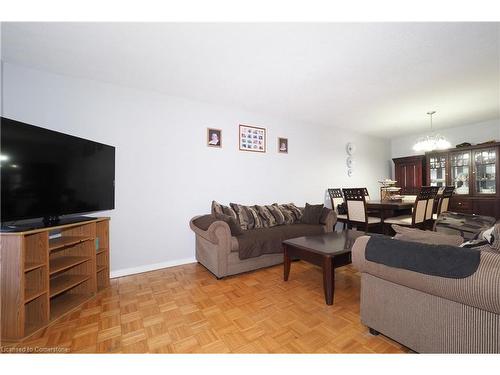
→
(378, 179, 402, 201)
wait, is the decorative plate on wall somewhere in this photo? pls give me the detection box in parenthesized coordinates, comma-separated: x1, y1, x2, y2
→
(346, 156, 355, 168)
(346, 142, 356, 155)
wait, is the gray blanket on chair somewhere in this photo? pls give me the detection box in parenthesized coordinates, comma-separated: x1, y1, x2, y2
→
(365, 236, 480, 279)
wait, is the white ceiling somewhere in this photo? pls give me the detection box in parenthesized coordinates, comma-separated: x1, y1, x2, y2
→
(1, 22, 499, 138)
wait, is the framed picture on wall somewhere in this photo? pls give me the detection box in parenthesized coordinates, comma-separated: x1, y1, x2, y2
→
(239, 124, 266, 153)
(207, 128, 222, 148)
(278, 137, 288, 153)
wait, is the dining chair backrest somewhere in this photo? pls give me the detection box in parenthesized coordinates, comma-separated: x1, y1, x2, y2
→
(327, 188, 344, 214)
(402, 195, 417, 202)
(424, 186, 440, 221)
(363, 188, 370, 201)
(342, 188, 367, 225)
(411, 186, 437, 226)
(436, 186, 455, 216)
(411, 186, 439, 225)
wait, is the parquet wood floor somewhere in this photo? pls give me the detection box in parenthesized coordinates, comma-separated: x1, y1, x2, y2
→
(10, 262, 410, 353)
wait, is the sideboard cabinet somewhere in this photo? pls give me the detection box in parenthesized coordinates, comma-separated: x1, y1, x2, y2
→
(425, 143, 500, 218)
(392, 155, 426, 195)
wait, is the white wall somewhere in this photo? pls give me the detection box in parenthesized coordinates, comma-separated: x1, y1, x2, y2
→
(391, 119, 500, 159)
(2, 63, 391, 276)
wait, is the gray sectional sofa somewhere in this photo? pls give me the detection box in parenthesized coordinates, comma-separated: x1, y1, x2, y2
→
(352, 228, 500, 353)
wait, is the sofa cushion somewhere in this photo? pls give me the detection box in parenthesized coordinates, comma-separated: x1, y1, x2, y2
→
(211, 200, 238, 222)
(255, 205, 278, 227)
(392, 225, 463, 246)
(479, 226, 495, 244)
(193, 213, 242, 236)
(274, 204, 295, 224)
(247, 206, 264, 229)
(211, 200, 223, 215)
(236, 223, 325, 259)
(470, 223, 500, 254)
(283, 203, 303, 222)
(301, 203, 324, 225)
(231, 203, 253, 230)
(266, 205, 285, 225)
(490, 224, 500, 253)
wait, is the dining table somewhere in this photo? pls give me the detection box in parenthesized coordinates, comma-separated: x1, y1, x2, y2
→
(366, 199, 415, 223)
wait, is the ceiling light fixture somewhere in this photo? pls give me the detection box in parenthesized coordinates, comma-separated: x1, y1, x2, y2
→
(412, 111, 451, 152)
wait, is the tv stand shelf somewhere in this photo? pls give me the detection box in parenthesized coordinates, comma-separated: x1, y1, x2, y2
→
(49, 236, 94, 252)
(0, 217, 110, 343)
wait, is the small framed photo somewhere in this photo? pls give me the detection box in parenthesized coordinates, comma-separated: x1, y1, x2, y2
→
(278, 137, 288, 153)
(239, 124, 266, 153)
(207, 128, 222, 148)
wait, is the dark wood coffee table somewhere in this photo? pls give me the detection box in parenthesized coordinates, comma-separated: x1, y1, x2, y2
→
(282, 230, 365, 305)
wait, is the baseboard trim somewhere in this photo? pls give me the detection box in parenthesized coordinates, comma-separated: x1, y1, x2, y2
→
(110, 257, 197, 278)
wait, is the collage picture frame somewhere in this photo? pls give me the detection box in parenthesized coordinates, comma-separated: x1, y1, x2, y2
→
(239, 124, 266, 153)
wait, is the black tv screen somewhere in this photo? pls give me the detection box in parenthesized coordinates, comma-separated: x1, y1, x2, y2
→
(1, 117, 115, 222)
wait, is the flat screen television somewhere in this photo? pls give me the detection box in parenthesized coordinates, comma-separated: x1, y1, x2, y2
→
(1, 117, 115, 226)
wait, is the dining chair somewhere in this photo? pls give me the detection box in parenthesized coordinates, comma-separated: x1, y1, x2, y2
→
(363, 188, 370, 200)
(327, 188, 348, 229)
(433, 186, 455, 220)
(362, 187, 380, 216)
(342, 188, 381, 232)
(384, 186, 439, 229)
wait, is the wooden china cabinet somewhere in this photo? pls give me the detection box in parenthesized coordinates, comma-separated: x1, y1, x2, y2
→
(425, 142, 500, 218)
(392, 155, 426, 195)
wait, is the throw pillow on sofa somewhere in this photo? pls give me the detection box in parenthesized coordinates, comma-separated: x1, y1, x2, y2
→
(301, 203, 324, 225)
(274, 204, 295, 224)
(211, 200, 223, 215)
(266, 205, 286, 225)
(230, 203, 254, 230)
(246, 206, 264, 229)
(283, 203, 303, 222)
(392, 225, 463, 246)
(255, 205, 278, 227)
(467, 223, 500, 253)
(211, 200, 238, 222)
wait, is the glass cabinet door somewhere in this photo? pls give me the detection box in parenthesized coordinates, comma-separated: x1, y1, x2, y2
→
(428, 154, 447, 187)
(473, 148, 496, 195)
(450, 151, 471, 195)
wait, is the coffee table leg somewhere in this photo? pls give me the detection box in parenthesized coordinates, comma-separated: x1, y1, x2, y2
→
(323, 257, 334, 305)
(284, 245, 291, 281)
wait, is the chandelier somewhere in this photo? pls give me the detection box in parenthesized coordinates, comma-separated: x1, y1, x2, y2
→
(412, 111, 451, 152)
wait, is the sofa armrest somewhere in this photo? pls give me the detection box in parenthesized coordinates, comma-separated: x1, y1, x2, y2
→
(321, 209, 337, 233)
(352, 236, 500, 314)
(189, 216, 232, 246)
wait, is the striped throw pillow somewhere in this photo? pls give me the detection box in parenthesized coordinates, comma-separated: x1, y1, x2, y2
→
(247, 206, 263, 229)
(230, 203, 253, 230)
(283, 203, 303, 222)
(211, 200, 223, 215)
(221, 204, 238, 222)
(275, 204, 295, 224)
(255, 205, 277, 227)
(266, 205, 285, 225)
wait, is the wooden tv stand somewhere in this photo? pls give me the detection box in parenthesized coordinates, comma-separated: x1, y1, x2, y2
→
(0, 217, 110, 343)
